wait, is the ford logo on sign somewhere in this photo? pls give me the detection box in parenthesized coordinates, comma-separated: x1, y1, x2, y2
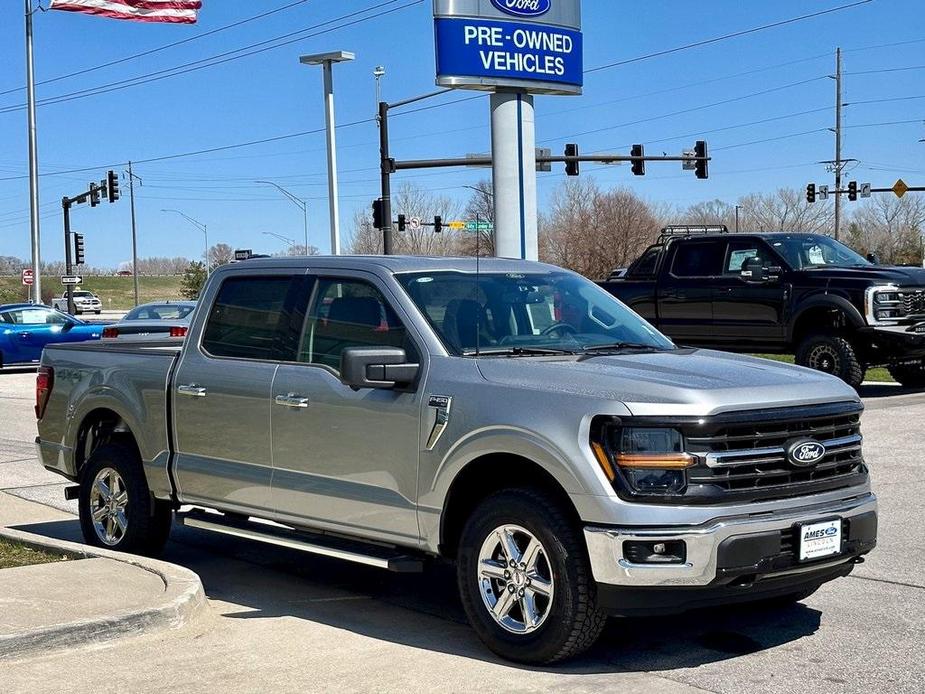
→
(490, 0, 552, 18)
(787, 440, 826, 467)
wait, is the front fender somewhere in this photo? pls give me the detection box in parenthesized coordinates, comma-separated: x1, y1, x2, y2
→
(788, 293, 866, 342)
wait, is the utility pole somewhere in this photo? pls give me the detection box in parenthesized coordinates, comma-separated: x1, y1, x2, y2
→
(126, 162, 141, 307)
(379, 100, 393, 255)
(24, 0, 42, 304)
(833, 47, 843, 241)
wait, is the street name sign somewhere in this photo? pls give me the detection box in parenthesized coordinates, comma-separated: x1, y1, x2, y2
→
(61, 275, 82, 286)
(466, 220, 493, 231)
(21, 268, 34, 286)
(434, 0, 583, 95)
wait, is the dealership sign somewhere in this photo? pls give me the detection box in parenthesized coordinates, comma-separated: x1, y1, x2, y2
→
(434, 0, 583, 95)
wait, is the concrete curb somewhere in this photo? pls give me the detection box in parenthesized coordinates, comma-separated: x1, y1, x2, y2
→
(0, 526, 207, 660)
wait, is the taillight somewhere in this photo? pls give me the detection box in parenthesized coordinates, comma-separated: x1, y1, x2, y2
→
(35, 366, 54, 420)
(102, 327, 119, 338)
(170, 326, 188, 338)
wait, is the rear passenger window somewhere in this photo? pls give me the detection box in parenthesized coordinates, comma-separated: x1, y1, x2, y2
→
(201, 276, 306, 361)
(299, 278, 414, 370)
(671, 241, 726, 278)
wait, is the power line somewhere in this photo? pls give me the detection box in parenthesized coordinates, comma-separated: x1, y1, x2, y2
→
(0, 0, 313, 98)
(845, 64, 925, 76)
(584, 0, 875, 74)
(0, 0, 421, 115)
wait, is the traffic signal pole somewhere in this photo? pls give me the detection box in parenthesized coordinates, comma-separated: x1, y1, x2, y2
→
(62, 198, 74, 315)
(379, 101, 394, 256)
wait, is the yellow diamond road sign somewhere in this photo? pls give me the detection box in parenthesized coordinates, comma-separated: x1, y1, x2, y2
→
(893, 179, 909, 198)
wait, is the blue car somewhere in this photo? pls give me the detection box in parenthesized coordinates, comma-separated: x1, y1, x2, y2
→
(0, 304, 103, 368)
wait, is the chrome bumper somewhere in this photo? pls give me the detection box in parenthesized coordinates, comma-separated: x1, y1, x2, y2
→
(584, 492, 877, 587)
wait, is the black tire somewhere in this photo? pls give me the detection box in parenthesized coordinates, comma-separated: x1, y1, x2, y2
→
(795, 333, 864, 388)
(888, 360, 925, 389)
(78, 443, 172, 556)
(456, 489, 606, 664)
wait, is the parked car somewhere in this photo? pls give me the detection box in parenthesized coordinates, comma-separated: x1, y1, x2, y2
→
(0, 304, 102, 368)
(35, 256, 876, 664)
(600, 227, 925, 388)
(51, 290, 102, 315)
(102, 301, 197, 341)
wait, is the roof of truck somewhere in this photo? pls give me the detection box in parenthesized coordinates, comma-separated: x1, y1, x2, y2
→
(225, 255, 564, 274)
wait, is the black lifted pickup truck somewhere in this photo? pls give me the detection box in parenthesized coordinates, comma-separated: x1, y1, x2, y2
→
(600, 226, 925, 388)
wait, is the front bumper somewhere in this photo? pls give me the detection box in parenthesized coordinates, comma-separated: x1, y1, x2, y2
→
(584, 492, 876, 606)
(859, 324, 925, 363)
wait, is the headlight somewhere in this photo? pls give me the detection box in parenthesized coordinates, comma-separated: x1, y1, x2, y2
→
(592, 425, 694, 496)
(866, 285, 904, 326)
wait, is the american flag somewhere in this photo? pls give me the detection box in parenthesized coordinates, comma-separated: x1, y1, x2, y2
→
(49, 0, 202, 24)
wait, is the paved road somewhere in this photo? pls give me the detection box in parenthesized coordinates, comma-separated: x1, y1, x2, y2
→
(1, 370, 923, 693)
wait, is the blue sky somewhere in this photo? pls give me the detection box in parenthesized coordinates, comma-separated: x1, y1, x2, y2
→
(1, 0, 923, 267)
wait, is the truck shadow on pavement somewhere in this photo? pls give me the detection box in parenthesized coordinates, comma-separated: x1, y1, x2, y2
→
(13, 517, 823, 674)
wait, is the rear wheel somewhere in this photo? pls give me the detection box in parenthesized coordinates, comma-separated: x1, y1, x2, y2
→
(795, 333, 864, 388)
(456, 489, 606, 664)
(78, 443, 172, 556)
(888, 360, 925, 388)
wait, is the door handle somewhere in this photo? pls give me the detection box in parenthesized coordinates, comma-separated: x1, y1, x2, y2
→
(19, 332, 31, 338)
(718, 287, 733, 294)
(177, 384, 207, 398)
(274, 393, 309, 409)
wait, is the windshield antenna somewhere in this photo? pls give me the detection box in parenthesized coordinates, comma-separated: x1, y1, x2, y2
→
(475, 212, 481, 357)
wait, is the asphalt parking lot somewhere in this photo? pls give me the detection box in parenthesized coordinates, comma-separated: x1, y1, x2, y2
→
(0, 368, 923, 693)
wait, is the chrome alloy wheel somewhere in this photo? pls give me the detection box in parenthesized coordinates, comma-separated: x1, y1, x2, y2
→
(89, 467, 129, 546)
(477, 524, 555, 634)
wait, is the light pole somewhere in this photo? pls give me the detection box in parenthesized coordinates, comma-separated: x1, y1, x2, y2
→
(373, 65, 386, 121)
(262, 231, 298, 251)
(162, 209, 209, 276)
(300, 50, 355, 256)
(735, 205, 741, 233)
(255, 180, 308, 251)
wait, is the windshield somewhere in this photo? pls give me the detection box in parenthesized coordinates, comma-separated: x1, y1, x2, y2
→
(397, 270, 674, 355)
(124, 304, 195, 321)
(768, 235, 870, 269)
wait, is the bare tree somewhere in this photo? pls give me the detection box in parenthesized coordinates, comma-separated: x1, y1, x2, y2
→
(681, 199, 738, 230)
(540, 179, 663, 279)
(209, 243, 235, 269)
(849, 195, 925, 264)
(737, 188, 834, 233)
(460, 179, 495, 256)
(282, 244, 320, 257)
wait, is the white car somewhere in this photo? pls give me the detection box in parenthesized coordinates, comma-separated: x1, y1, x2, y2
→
(51, 290, 102, 315)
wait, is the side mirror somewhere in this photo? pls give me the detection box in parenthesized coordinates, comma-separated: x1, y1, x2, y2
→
(740, 257, 769, 283)
(61, 320, 76, 332)
(866, 253, 880, 265)
(340, 347, 419, 390)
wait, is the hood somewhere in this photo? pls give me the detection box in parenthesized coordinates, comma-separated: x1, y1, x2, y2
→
(803, 265, 925, 286)
(476, 349, 858, 417)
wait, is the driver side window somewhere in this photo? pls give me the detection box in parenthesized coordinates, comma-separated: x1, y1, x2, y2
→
(299, 278, 415, 371)
(724, 241, 774, 276)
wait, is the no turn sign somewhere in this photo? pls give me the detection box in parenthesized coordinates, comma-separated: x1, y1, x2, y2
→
(21, 268, 34, 286)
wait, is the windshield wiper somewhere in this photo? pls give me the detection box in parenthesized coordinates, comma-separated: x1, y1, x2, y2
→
(463, 346, 578, 357)
(580, 342, 667, 354)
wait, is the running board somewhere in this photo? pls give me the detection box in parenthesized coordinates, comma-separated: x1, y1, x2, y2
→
(177, 509, 424, 573)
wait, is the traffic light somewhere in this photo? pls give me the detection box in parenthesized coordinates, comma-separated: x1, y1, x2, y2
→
(694, 140, 709, 180)
(847, 181, 858, 202)
(73, 233, 85, 266)
(107, 170, 120, 203)
(372, 198, 384, 229)
(433, 216, 443, 234)
(397, 214, 407, 232)
(564, 143, 580, 176)
(630, 144, 646, 176)
(806, 183, 816, 204)
(89, 182, 100, 207)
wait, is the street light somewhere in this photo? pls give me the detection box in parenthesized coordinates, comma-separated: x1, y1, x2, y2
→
(300, 50, 355, 256)
(262, 231, 298, 250)
(373, 65, 386, 118)
(255, 180, 309, 251)
(162, 209, 209, 276)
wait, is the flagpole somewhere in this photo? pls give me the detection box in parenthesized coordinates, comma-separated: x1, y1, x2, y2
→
(24, 0, 42, 305)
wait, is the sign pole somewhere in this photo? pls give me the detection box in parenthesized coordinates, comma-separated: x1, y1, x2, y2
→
(62, 198, 74, 315)
(24, 0, 42, 305)
(491, 92, 538, 260)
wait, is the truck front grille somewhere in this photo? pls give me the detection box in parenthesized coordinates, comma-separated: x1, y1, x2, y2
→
(682, 402, 867, 502)
(900, 290, 925, 316)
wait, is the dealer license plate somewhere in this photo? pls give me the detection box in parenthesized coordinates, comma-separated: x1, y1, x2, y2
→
(799, 519, 842, 561)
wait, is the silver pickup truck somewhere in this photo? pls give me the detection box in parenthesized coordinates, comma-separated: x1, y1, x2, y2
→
(35, 256, 877, 664)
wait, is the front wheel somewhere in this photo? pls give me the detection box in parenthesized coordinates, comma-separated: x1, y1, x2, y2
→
(78, 443, 172, 556)
(456, 489, 606, 664)
(888, 360, 925, 388)
(795, 333, 864, 388)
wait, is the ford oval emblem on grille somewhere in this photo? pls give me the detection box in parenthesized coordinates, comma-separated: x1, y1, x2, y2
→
(787, 439, 826, 467)
(490, 0, 552, 18)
